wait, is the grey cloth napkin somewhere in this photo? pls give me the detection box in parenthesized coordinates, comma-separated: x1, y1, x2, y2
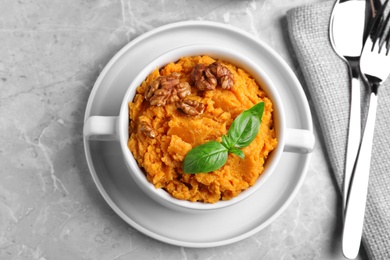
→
(286, 1, 390, 259)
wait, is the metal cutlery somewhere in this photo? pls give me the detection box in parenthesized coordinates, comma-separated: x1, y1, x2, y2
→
(342, 1, 390, 258)
(329, 0, 367, 212)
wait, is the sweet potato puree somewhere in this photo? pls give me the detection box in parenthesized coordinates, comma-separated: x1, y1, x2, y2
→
(128, 55, 277, 203)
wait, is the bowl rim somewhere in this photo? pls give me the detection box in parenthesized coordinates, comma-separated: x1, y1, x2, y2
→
(118, 44, 286, 212)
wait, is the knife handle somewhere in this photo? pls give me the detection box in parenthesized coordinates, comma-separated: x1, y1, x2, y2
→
(342, 92, 378, 259)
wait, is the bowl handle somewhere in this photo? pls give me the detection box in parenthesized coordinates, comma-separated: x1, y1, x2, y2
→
(83, 116, 119, 141)
(284, 128, 315, 153)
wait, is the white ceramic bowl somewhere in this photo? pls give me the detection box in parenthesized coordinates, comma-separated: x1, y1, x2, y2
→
(84, 44, 314, 213)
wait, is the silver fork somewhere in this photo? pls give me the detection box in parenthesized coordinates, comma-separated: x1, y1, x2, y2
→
(342, 1, 390, 259)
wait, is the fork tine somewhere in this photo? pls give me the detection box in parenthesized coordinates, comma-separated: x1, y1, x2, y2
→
(370, 0, 389, 49)
(384, 12, 390, 55)
(386, 29, 390, 55)
(380, 3, 390, 55)
(379, 8, 390, 52)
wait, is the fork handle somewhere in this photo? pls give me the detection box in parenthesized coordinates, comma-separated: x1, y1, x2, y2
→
(342, 91, 378, 259)
(343, 65, 361, 212)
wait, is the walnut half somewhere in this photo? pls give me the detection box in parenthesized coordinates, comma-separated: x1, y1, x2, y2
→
(176, 99, 205, 116)
(190, 62, 234, 91)
(208, 62, 234, 90)
(139, 119, 156, 138)
(190, 64, 217, 91)
(145, 73, 191, 106)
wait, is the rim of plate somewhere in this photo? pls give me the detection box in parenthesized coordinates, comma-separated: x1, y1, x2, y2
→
(83, 20, 313, 248)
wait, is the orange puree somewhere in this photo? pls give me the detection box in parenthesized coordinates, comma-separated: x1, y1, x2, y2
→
(128, 55, 277, 203)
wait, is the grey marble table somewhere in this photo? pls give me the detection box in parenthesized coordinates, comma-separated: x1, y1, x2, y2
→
(0, 0, 368, 259)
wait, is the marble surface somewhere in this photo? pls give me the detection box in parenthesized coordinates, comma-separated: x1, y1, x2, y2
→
(0, 0, 369, 259)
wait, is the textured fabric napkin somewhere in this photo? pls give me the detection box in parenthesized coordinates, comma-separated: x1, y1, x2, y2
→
(286, 1, 390, 259)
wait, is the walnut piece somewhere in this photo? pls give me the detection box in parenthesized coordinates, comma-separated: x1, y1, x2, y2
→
(176, 99, 205, 116)
(176, 82, 191, 99)
(144, 77, 161, 101)
(139, 119, 156, 139)
(190, 64, 217, 91)
(145, 73, 191, 106)
(190, 62, 234, 91)
(208, 62, 234, 90)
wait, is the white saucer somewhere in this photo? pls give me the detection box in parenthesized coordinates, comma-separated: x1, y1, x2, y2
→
(83, 21, 313, 248)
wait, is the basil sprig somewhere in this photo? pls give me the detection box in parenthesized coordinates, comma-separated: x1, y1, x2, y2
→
(183, 102, 265, 174)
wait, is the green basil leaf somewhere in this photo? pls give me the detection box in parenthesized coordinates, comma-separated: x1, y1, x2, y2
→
(229, 115, 260, 148)
(227, 102, 264, 148)
(229, 147, 245, 159)
(221, 134, 232, 149)
(183, 141, 228, 174)
(246, 102, 265, 123)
